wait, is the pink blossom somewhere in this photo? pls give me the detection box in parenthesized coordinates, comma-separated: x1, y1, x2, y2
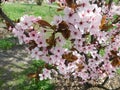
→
(39, 68, 52, 80)
(56, 35, 66, 46)
(11, 0, 120, 83)
(31, 47, 43, 60)
(52, 15, 62, 26)
(20, 15, 34, 29)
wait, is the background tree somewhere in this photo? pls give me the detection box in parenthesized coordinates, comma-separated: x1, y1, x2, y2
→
(35, 0, 43, 5)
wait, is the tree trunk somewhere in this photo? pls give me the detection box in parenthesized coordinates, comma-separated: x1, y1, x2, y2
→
(35, 0, 43, 5)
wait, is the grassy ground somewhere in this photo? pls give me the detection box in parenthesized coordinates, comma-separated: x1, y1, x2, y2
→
(2, 3, 61, 22)
(0, 37, 16, 50)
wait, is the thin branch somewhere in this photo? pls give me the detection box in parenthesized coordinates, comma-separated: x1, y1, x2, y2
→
(101, 77, 109, 86)
(0, 7, 15, 27)
(80, 52, 88, 65)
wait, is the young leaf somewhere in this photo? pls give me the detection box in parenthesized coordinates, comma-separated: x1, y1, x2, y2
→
(46, 33, 56, 48)
(111, 57, 120, 67)
(61, 29, 70, 39)
(76, 63, 84, 72)
(57, 21, 70, 39)
(27, 73, 37, 79)
(110, 50, 120, 67)
(37, 20, 52, 28)
(99, 15, 114, 31)
(58, 21, 69, 31)
(65, 0, 77, 8)
(28, 40, 37, 50)
(99, 15, 106, 30)
(62, 52, 78, 62)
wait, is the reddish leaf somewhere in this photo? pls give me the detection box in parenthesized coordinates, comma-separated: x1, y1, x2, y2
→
(61, 29, 70, 39)
(57, 7, 64, 11)
(37, 20, 52, 28)
(51, 25, 57, 30)
(99, 15, 106, 30)
(57, 21, 70, 39)
(65, 0, 74, 7)
(101, 24, 114, 31)
(99, 15, 114, 31)
(45, 63, 57, 70)
(111, 57, 120, 67)
(76, 63, 84, 72)
(27, 73, 37, 79)
(28, 40, 37, 50)
(110, 50, 120, 67)
(58, 21, 69, 31)
(110, 50, 117, 56)
(57, 0, 80, 11)
(62, 52, 78, 62)
(46, 33, 56, 48)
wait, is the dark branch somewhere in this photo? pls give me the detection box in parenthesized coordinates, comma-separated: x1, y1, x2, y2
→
(101, 77, 109, 86)
(0, 6, 15, 27)
(80, 52, 88, 65)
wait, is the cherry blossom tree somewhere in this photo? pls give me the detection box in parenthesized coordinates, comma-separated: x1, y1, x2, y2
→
(1, 0, 120, 89)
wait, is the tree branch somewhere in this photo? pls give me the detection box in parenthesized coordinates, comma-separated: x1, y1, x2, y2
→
(0, 6, 15, 27)
(101, 77, 109, 86)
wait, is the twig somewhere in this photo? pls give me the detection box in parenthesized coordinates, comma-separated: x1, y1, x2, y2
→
(80, 52, 89, 65)
(0, 7, 15, 27)
(101, 77, 109, 86)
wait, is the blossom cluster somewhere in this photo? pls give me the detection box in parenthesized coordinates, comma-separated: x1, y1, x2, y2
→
(12, 0, 120, 83)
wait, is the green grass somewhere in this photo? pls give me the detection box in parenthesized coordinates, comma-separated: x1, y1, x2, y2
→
(2, 3, 61, 22)
(3, 1, 119, 22)
(117, 68, 120, 74)
(13, 60, 55, 90)
(0, 60, 54, 90)
(106, 0, 119, 4)
(0, 37, 16, 50)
